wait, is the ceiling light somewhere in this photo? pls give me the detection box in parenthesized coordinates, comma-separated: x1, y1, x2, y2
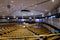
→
(35, 5, 37, 7)
(11, 1, 14, 3)
(32, 4, 34, 5)
(42, 14, 44, 17)
(7, 17, 10, 19)
(48, 12, 51, 15)
(51, 0, 54, 2)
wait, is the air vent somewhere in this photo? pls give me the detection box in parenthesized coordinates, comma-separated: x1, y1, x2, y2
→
(21, 10, 30, 12)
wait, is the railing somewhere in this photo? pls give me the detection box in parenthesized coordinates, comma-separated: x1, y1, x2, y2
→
(0, 33, 60, 40)
(40, 22, 60, 33)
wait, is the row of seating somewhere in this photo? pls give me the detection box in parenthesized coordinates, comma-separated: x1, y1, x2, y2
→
(2, 34, 60, 40)
(25, 23, 51, 35)
(47, 36, 60, 40)
(0, 25, 20, 36)
(1, 25, 35, 38)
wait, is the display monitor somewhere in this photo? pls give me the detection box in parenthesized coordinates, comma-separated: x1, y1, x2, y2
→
(17, 19, 26, 22)
(35, 19, 43, 22)
(17, 19, 22, 22)
(55, 29, 60, 33)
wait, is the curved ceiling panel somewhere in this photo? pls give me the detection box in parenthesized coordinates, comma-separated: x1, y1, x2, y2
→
(11, 10, 42, 16)
(26, 0, 60, 13)
(0, 0, 60, 16)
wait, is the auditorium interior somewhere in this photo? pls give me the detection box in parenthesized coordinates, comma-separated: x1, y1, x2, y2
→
(0, 0, 60, 40)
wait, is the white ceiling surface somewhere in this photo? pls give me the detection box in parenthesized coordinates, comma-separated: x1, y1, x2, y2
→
(0, 0, 60, 16)
(13, 10, 42, 16)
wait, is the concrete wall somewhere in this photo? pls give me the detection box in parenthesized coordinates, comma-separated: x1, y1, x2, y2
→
(43, 18, 60, 29)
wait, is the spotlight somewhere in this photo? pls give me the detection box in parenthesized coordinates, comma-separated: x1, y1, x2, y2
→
(51, 0, 54, 2)
(7, 17, 10, 20)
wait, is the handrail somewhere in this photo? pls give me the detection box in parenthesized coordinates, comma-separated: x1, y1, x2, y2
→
(24, 33, 60, 39)
(0, 33, 60, 40)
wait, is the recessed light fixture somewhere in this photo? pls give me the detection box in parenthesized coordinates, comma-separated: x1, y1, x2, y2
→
(11, 1, 14, 3)
(51, 0, 55, 2)
(48, 12, 51, 15)
(35, 5, 37, 7)
(40, 12, 43, 14)
(32, 4, 34, 5)
(7, 17, 10, 19)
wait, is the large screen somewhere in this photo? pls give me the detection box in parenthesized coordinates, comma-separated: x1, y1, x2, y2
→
(17, 19, 25, 22)
(55, 29, 60, 33)
(49, 16, 56, 19)
(35, 19, 43, 22)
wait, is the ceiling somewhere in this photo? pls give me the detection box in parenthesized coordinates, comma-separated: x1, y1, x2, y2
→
(0, 0, 60, 16)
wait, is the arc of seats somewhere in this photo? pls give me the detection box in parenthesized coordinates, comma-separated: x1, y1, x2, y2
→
(0, 25, 21, 36)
